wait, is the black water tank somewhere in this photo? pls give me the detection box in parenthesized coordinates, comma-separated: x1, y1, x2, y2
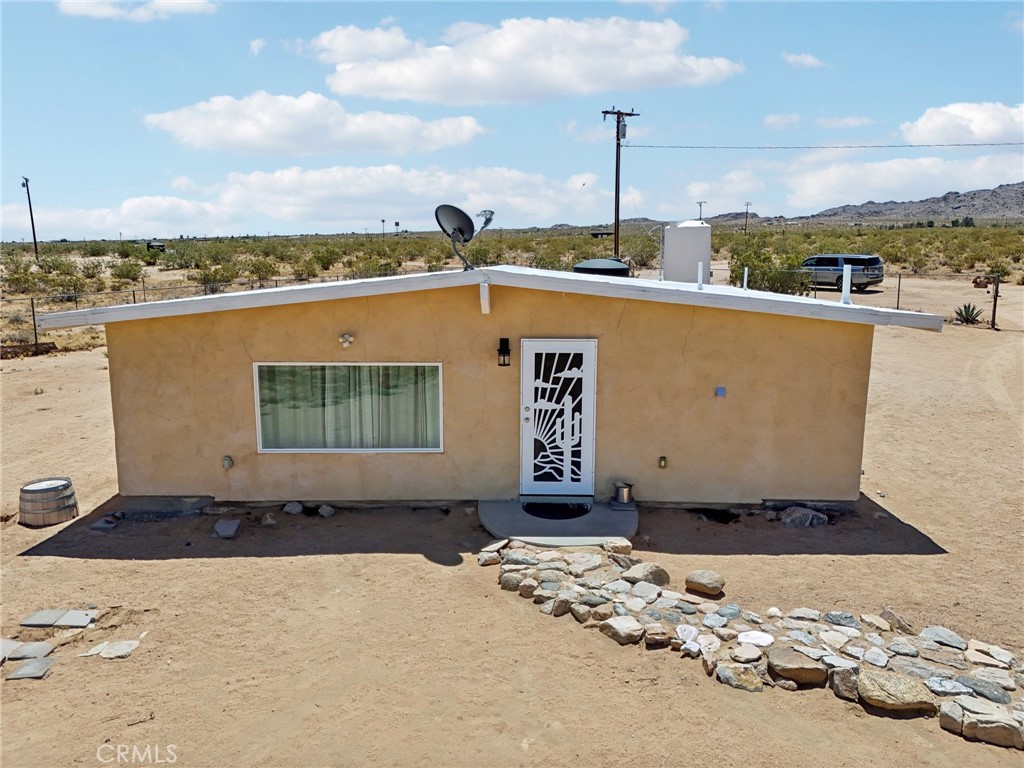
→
(572, 258, 630, 277)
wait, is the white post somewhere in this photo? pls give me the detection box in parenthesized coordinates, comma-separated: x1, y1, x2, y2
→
(841, 264, 853, 304)
(743, 266, 749, 290)
(658, 224, 665, 281)
(697, 261, 704, 290)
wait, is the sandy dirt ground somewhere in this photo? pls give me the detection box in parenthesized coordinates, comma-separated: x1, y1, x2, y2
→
(1, 320, 1022, 767)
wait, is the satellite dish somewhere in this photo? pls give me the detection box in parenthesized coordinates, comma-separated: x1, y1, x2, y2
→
(435, 205, 497, 271)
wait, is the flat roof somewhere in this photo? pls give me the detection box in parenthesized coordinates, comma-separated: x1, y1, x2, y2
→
(36, 264, 943, 332)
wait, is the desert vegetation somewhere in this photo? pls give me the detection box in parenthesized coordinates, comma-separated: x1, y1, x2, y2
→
(2, 221, 1021, 351)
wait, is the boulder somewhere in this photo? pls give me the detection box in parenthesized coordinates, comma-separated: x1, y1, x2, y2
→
(631, 581, 661, 601)
(283, 501, 303, 515)
(887, 638, 919, 657)
(622, 563, 671, 587)
(861, 614, 891, 632)
(318, 504, 336, 518)
(824, 611, 861, 629)
(700, 646, 718, 676)
(819, 630, 851, 649)
(920, 625, 968, 651)
(675, 625, 699, 643)
(502, 550, 540, 566)
(731, 644, 762, 664)
(500, 572, 525, 591)
(643, 624, 671, 649)
(599, 616, 645, 645)
(965, 649, 1009, 669)
(716, 662, 764, 692)
(939, 700, 965, 735)
(956, 675, 1012, 705)
(260, 512, 277, 527)
(602, 538, 633, 555)
(684, 569, 724, 596)
(780, 506, 828, 527)
(624, 597, 648, 613)
(518, 578, 538, 599)
(967, 639, 1017, 668)
(879, 606, 914, 634)
(767, 646, 828, 686)
(857, 670, 938, 715)
(591, 603, 615, 621)
(477, 551, 501, 566)
(717, 603, 741, 619)
(863, 647, 889, 668)
(829, 666, 859, 701)
(702, 614, 728, 629)
(787, 607, 820, 622)
(737, 630, 775, 648)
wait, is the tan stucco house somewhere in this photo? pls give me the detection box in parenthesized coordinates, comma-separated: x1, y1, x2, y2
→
(38, 265, 941, 507)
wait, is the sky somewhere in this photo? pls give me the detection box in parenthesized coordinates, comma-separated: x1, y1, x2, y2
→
(2, 1, 1023, 241)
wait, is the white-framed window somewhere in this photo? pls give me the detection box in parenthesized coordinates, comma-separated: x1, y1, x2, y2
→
(254, 363, 442, 453)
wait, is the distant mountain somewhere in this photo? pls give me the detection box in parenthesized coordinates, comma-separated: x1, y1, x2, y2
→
(705, 182, 1023, 226)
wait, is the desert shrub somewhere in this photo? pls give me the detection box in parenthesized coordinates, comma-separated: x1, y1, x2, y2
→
(80, 260, 107, 279)
(38, 273, 87, 302)
(953, 303, 983, 324)
(425, 251, 445, 272)
(727, 234, 809, 294)
(622, 234, 660, 268)
(347, 256, 401, 279)
(83, 241, 109, 258)
(36, 253, 79, 276)
(243, 256, 279, 285)
(290, 256, 322, 280)
(158, 243, 204, 271)
(986, 258, 1011, 279)
(310, 245, 341, 271)
(189, 261, 240, 294)
(110, 258, 144, 282)
(1, 253, 36, 293)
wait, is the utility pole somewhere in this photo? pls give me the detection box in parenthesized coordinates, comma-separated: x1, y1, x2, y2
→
(697, 201, 707, 222)
(21, 177, 38, 259)
(744, 202, 752, 235)
(380, 219, 385, 241)
(602, 107, 639, 260)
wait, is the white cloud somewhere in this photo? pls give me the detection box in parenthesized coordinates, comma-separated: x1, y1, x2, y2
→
(57, 0, 215, 22)
(764, 113, 800, 130)
(617, 0, 677, 13)
(783, 153, 1023, 210)
(313, 17, 744, 105)
(0, 164, 614, 239)
(666, 169, 766, 216)
(816, 116, 875, 129)
(900, 102, 1024, 144)
(144, 91, 485, 155)
(781, 51, 826, 68)
(249, 38, 266, 56)
(170, 176, 197, 191)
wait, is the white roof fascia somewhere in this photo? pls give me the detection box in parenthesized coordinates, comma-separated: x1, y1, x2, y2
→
(484, 265, 943, 332)
(36, 263, 942, 333)
(35, 268, 482, 330)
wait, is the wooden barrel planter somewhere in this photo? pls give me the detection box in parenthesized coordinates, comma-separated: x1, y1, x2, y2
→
(18, 477, 79, 528)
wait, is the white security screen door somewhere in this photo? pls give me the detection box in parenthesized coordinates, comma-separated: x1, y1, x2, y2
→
(520, 339, 597, 496)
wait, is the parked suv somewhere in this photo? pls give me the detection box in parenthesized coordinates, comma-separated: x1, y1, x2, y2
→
(800, 254, 884, 291)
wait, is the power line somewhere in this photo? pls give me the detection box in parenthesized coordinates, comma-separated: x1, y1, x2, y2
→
(625, 141, 1023, 150)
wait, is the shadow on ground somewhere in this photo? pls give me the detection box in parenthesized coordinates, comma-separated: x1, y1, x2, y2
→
(18, 497, 490, 566)
(18, 493, 944, 563)
(634, 494, 946, 556)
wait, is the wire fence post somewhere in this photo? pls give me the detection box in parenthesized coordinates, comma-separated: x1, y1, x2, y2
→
(896, 272, 902, 310)
(991, 275, 1000, 330)
(30, 297, 39, 355)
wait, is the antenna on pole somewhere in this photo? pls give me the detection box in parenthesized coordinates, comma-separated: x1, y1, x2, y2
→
(602, 107, 640, 260)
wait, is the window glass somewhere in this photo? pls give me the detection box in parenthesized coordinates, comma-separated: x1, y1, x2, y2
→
(256, 364, 441, 451)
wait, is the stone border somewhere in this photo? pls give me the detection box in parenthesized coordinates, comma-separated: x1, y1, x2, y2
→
(480, 537, 1023, 751)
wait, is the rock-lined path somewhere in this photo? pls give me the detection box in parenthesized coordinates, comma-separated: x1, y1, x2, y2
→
(480, 538, 1023, 751)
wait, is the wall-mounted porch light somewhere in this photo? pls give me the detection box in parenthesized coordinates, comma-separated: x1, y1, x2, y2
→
(497, 338, 511, 367)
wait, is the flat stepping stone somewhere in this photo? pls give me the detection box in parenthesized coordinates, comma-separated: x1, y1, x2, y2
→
(21, 609, 67, 627)
(6, 657, 56, 680)
(212, 519, 241, 539)
(8, 641, 54, 660)
(1, 638, 24, 662)
(54, 609, 97, 628)
(100, 640, 140, 659)
(78, 641, 110, 657)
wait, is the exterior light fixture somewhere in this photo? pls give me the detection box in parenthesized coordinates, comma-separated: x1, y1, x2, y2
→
(497, 338, 511, 367)
(339, 333, 354, 348)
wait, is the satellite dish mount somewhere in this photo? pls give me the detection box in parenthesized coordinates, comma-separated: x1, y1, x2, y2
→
(435, 204, 495, 271)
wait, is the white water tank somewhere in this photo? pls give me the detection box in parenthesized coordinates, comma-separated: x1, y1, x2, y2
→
(663, 220, 711, 283)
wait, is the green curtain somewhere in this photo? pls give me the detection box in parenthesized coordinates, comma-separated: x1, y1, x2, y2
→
(257, 365, 440, 450)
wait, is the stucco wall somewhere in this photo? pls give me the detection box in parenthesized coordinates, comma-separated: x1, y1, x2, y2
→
(105, 284, 874, 503)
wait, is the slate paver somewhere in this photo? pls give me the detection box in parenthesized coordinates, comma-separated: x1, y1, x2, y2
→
(54, 609, 97, 628)
(20, 609, 68, 628)
(6, 657, 56, 680)
(213, 519, 241, 539)
(100, 640, 139, 659)
(78, 641, 109, 657)
(1, 638, 24, 662)
(7, 641, 54, 660)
